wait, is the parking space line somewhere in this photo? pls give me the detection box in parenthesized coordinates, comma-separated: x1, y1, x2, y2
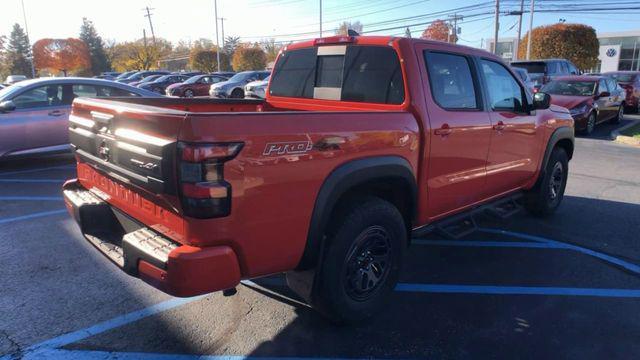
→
(0, 165, 75, 176)
(412, 239, 565, 249)
(0, 179, 65, 183)
(0, 209, 67, 225)
(395, 283, 640, 297)
(479, 228, 640, 276)
(15, 296, 206, 360)
(0, 196, 63, 201)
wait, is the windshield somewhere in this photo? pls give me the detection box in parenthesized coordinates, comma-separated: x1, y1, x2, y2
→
(608, 73, 636, 83)
(512, 62, 546, 75)
(0, 84, 24, 100)
(141, 75, 161, 83)
(153, 75, 173, 82)
(228, 72, 252, 82)
(116, 71, 134, 79)
(184, 75, 204, 84)
(541, 80, 596, 96)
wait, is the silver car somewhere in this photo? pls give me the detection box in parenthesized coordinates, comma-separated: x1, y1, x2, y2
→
(209, 71, 270, 98)
(0, 77, 160, 159)
(244, 75, 270, 99)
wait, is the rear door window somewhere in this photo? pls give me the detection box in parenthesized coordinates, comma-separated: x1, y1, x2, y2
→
(424, 52, 478, 110)
(269, 45, 404, 104)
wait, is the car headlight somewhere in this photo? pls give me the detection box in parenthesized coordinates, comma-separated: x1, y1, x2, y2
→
(570, 104, 589, 115)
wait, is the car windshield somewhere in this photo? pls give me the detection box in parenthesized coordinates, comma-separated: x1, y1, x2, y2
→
(228, 72, 252, 82)
(512, 62, 546, 75)
(140, 75, 161, 82)
(184, 75, 204, 84)
(608, 74, 636, 83)
(541, 80, 596, 96)
(153, 75, 173, 82)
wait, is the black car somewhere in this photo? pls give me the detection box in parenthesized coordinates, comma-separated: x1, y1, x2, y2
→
(138, 74, 191, 94)
(117, 70, 170, 84)
(511, 59, 581, 90)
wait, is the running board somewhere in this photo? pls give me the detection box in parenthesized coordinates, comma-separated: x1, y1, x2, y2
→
(412, 193, 523, 240)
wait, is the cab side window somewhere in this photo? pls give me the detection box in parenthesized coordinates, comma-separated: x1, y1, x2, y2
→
(424, 52, 478, 110)
(480, 59, 525, 112)
(598, 79, 609, 94)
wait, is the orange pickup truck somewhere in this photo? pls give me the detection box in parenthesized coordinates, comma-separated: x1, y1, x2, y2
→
(63, 35, 574, 323)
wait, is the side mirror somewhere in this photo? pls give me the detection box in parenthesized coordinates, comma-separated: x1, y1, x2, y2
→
(597, 91, 610, 98)
(0, 100, 16, 113)
(532, 92, 551, 110)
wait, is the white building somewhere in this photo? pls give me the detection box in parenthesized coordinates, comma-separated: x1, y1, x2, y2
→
(486, 29, 640, 72)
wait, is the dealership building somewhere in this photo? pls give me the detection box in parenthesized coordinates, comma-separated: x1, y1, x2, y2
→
(486, 29, 640, 72)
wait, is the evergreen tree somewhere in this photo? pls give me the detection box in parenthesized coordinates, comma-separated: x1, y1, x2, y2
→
(5, 24, 33, 77)
(79, 18, 111, 75)
(405, 28, 412, 38)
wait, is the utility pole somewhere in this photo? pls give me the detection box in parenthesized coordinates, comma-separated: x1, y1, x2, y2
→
(219, 17, 226, 47)
(515, 0, 524, 60)
(214, 0, 221, 72)
(319, 0, 323, 37)
(448, 14, 463, 43)
(20, 0, 35, 78)
(526, 0, 535, 60)
(493, 0, 500, 54)
(144, 6, 157, 47)
(143, 29, 149, 69)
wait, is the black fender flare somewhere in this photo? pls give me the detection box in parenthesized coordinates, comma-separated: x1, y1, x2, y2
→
(538, 126, 574, 182)
(296, 156, 417, 270)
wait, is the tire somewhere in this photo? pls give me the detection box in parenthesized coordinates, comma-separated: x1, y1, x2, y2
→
(582, 112, 596, 135)
(153, 87, 163, 94)
(230, 88, 244, 98)
(610, 104, 624, 124)
(184, 89, 194, 98)
(312, 197, 406, 324)
(524, 147, 569, 217)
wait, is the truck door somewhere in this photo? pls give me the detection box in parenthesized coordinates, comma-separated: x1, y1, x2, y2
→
(417, 47, 493, 218)
(478, 58, 540, 195)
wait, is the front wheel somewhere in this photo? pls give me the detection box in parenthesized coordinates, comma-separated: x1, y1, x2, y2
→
(312, 197, 406, 324)
(230, 88, 244, 98)
(583, 112, 596, 135)
(184, 89, 194, 98)
(524, 147, 569, 217)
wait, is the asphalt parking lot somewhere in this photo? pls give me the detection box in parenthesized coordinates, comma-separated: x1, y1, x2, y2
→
(1, 117, 640, 360)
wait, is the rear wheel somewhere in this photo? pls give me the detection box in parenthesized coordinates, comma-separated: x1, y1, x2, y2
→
(312, 197, 406, 324)
(231, 88, 244, 98)
(610, 104, 624, 124)
(524, 147, 569, 217)
(184, 89, 194, 98)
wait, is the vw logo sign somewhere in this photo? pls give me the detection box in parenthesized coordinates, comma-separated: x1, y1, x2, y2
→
(606, 48, 617, 57)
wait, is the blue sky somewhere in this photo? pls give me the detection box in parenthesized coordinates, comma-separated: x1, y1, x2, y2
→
(1, 0, 639, 49)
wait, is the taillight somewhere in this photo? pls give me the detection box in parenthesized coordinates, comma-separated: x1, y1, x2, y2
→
(178, 142, 243, 219)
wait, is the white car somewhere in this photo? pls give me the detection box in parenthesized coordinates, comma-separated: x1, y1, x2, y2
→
(5, 75, 27, 84)
(244, 75, 270, 99)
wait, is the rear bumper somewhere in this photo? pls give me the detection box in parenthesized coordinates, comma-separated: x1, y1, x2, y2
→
(62, 179, 241, 297)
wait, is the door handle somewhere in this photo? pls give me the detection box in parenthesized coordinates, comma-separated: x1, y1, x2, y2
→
(493, 121, 506, 131)
(48, 110, 64, 117)
(434, 124, 452, 136)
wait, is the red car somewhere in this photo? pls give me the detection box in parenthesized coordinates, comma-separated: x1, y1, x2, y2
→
(63, 36, 574, 323)
(166, 74, 229, 97)
(541, 76, 625, 135)
(603, 71, 640, 113)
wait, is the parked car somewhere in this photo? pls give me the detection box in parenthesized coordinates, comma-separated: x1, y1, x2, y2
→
(603, 71, 640, 113)
(62, 36, 574, 324)
(138, 74, 191, 94)
(244, 75, 270, 99)
(173, 71, 205, 77)
(165, 74, 229, 97)
(511, 59, 580, 90)
(209, 70, 270, 98)
(94, 71, 121, 80)
(541, 75, 625, 134)
(213, 71, 236, 78)
(129, 74, 164, 87)
(117, 70, 169, 84)
(511, 67, 535, 93)
(0, 77, 161, 159)
(5, 75, 28, 84)
(0, 84, 5, 90)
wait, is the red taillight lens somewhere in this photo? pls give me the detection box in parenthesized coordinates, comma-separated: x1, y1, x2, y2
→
(178, 142, 243, 219)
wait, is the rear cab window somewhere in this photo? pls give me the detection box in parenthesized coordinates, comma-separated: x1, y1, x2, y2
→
(512, 62, 547, 75)
(269, 44, 405, 105)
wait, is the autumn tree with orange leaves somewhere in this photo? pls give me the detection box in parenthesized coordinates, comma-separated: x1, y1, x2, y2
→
(33, 38, 91, 76)
(421, 19, 456, 43)
(518, 23, 598, 70)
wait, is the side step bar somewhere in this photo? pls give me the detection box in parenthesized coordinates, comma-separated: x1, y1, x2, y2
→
(412, 193, 524, 240)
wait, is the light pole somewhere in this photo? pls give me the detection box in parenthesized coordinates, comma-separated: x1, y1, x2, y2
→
(214, 0, 220, 72)
(319, 0, 323, 37)
(20, 0, 36, 78)
(526, 0, 535, 60)
(515, 0, 524, 60)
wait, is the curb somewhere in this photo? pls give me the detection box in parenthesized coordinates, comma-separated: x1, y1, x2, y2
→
(610, 117, 640, 140)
